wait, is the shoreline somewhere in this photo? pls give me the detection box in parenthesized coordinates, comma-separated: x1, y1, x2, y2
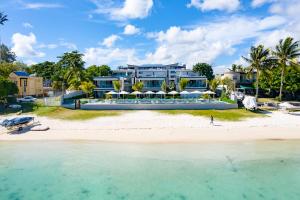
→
(0, 111, 299, 143)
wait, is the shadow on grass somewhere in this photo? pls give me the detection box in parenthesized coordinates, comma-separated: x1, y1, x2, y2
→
(0, 103, 38, 115)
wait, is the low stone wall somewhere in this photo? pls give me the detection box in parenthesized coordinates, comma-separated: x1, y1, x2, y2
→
(63, 102, 238, 110)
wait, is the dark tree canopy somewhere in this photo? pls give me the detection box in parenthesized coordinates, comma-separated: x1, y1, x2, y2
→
(86, 65, 111, 80)
(0, 44, 16, 63)
(0, 77, 18, 99)
(31, 61, 57, 80)
(192, 63, 214, 81)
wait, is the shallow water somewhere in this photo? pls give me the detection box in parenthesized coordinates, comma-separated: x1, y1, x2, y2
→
(0, 141, 300, 200)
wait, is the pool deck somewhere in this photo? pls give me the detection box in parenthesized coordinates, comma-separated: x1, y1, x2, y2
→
(63, 102, 238, 110)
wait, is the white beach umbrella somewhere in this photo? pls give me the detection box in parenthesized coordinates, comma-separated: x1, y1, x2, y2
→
(180, 91, 190, 95)
(156, 91, 166, 99)
(191, 90, 202, 94)
(119, 91, 129, 99)
(145, 91, 155, 94)
(168, 90, 178, 99)
(156, 91, 166, 95)
(180, 90, 190, 99)
(168, 91, 178, 95)
(203, 90, 215, 95)
(106, 91, 117, 95)
(145, 91, 155, 98)
(119, 91, 129, 95)
(131, 91, 142, 98)
(131, 91, 142, 95)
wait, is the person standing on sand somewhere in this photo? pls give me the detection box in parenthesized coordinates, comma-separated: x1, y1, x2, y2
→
(210, 115, 214, 125)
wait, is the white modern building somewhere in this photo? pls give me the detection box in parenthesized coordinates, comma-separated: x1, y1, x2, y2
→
(93, 63, 207, 97)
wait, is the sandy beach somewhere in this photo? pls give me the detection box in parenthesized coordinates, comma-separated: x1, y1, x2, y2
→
(0, 111, 299, 143)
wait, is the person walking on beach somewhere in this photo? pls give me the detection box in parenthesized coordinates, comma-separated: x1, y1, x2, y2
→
(210, 115, 214, 126)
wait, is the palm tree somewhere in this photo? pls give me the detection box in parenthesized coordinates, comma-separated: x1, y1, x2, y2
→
(209, 78, 220, 98)
(242, 45, 271, 99)
(161, 80, 167, 92)
(80, 81, 95, 98)
(273, 37, 300, 101)
(0, 12, 8, 26)
(113, 80, 122, 98)
(179, 78, 189, 91)
(132, 81, 144, 92)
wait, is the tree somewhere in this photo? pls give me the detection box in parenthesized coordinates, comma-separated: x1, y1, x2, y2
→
(31, 61, 57, 80)
(0, 44, 16, 63)
(57, 51, 85, 90)
(0, 62, 21, 78)
(169, 81, 175, 91)
(209, 78, 220, 98)
(80, 81, 95, 98)
(193, 63, 214, 81)
(86, 65, 111, 81)
(113, 80, 122, 98)
(132, 81, 144, 92)
(222, 77, 235, 93)
(0, 77, 18, 101)
(179, 78, 189, 91)
(242, 45, 271, 99)
(273, 37, 300, 101)
(0, 12, 8, 26)
(229, 64, 244, 72)
(161, 80, 167, 92)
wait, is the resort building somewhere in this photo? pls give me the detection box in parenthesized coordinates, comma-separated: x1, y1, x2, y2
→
(9, 71, 43, 97)
(221, 70, 256, 89)
(93, 63, 207, 97)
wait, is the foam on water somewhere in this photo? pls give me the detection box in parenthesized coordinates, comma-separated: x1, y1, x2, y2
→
(0, 141, 300, 200)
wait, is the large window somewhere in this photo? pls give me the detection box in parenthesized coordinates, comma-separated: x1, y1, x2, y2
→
(142, 80, 163, 88)
(96, 80, 114, 88)
(187, 80, 206, 88)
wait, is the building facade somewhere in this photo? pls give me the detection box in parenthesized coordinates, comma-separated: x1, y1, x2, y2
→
(9, 71, 43, 97)
(221, 70, 256, 88)
(94, 63, 207, 97)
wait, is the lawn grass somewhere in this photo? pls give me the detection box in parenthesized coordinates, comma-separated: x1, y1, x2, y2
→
(33, 106, 122, 120)
(158, 109, 267, 121)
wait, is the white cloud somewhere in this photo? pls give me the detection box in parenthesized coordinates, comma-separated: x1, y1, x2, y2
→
(187, 0, 240, 12)
(38, 43, 58, 49)
(123, 24, 140, 35)
(83, 47, 140, 66)
(22, 22, 33, 28)
(102, 34, 121, 47)
(251, 0, 276, 7)
(59, 41, 77, 50)
(92, 0, 153, 20)
(22, 2, 63, 9)
(145, 15, 288, 68)
(11, 32, 45, 58)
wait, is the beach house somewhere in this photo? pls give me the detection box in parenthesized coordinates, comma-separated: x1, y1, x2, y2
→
(93, 63, 207, 97)
(9, 71, 43, 97)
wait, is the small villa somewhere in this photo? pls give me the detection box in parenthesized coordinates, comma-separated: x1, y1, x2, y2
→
(9, 71, 43, 97)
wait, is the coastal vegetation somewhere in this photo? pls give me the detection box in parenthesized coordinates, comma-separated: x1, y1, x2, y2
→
(159, 109, 266, 121)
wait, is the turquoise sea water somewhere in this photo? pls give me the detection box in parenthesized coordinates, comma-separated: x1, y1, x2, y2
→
(1, 141, 300, 200)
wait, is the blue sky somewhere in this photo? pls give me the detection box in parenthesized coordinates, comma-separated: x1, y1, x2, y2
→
(1, 0, 299, 73)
